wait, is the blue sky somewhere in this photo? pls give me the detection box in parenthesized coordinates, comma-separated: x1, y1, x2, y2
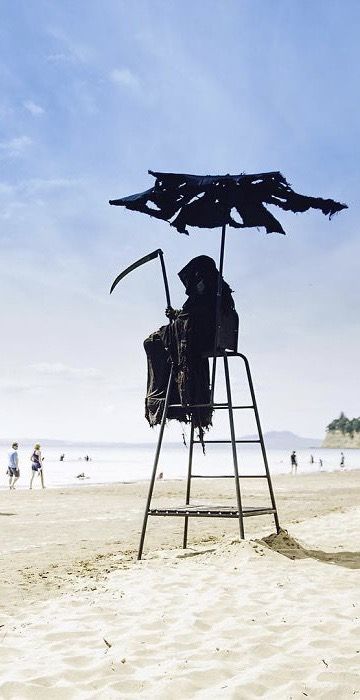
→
(0, 0, 358, 442)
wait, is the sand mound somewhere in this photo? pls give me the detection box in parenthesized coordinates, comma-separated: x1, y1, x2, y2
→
(263, 524, 360, 569)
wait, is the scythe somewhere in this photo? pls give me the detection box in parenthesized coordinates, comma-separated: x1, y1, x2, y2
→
(110, 248, 171, 309)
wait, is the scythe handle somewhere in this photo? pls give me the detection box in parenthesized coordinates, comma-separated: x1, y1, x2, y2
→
(158, 250, 171, 308)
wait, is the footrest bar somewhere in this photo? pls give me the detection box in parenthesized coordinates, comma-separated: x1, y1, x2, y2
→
(148, 506, 276, 518)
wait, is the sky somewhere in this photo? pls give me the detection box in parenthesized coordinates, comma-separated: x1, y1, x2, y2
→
(0, 0, 359, 443)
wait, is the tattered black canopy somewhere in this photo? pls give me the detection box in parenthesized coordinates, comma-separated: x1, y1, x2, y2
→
(109, 170, 347, 235)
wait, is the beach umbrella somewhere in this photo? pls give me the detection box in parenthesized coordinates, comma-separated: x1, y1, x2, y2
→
(109, 169, 347, 353)
(109, 170, 347, 236)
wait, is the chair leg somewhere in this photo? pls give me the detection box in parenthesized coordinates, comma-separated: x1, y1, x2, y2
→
(183, 420, 195, 548)
(223, 355, 244, 539)
(241, 354, 280, 534)
(138, 365, 174, 560)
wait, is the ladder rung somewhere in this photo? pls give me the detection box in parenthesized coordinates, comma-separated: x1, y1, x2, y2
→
(168, 403, 212, 408)
(191, 474, 268, 479)
(210, 405, 255, 410)
(168, 403, 254, 410)
(193, 439, 261, 444)
(231, 406, 254, 410)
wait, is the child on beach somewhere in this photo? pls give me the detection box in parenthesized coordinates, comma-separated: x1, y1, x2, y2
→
(30, 443, 45, 489)
(7, 442, 20, 489)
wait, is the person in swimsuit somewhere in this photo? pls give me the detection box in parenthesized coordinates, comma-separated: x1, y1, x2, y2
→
(290, 450, 298, 475)
(30, 443, 45, 489)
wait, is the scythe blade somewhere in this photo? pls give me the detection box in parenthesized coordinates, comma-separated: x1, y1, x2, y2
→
(110, 248, 171, 308)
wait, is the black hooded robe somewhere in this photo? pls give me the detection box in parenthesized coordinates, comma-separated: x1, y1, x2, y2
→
(144, 256, 237, 433)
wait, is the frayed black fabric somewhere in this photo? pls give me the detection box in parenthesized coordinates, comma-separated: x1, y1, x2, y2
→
(110, 170, 347, 235)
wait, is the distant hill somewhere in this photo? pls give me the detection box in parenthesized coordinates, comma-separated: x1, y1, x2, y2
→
(242, 431, 321, 449)
(0, 438, 156, 448)
(0, 431, 321, 450)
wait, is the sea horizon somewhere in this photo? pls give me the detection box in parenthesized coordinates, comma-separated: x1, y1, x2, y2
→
(2, 442, 359, 490)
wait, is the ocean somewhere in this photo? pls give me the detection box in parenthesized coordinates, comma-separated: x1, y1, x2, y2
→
(2, 443, 359, 489)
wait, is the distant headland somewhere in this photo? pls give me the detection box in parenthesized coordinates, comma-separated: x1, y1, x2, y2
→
(322, 413, 360, 448)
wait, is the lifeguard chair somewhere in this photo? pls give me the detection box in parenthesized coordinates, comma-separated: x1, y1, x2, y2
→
(137, 237, 280, 559)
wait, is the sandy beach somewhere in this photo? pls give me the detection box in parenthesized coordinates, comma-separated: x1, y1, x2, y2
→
(1, 471, 359, 698)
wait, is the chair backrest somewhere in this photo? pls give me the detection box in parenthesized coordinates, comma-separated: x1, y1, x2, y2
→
(218, 309, 239, 352)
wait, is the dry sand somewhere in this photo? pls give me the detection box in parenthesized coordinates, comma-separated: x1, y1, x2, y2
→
(0, 471, 359, 698)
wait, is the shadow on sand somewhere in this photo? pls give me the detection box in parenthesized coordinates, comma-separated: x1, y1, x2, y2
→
(261, 529, 360, 570)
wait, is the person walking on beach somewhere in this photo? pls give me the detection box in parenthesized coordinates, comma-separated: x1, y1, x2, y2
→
(319, 458, 323, 470)
(310, 454, 314, 464)
(30, 443, 45, 489)
(7, 442, 20, 489)
(290, 450, 298, 475)
(340, 452, 345, 469)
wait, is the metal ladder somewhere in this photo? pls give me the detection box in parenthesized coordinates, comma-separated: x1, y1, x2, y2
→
(138, 351, 280, 559)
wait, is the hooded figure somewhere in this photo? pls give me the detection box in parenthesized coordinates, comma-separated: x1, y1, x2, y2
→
(144, 256, 238, 437)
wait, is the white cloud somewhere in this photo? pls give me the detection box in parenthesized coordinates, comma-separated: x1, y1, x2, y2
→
(22, 178, 81, 194)
(101, 404, 119, 415)
(110, 68, 140, 90)
(0, 103, 13, 119)
(24, 100, 45, 116)
(30, 363, 104, 382)
(0, 382, 31, 394)
(45, 27, 93, 65)
(0, 182, 15, 196)
(0, 136, 32, 158)
(0, 177, 82, 221)
(0, 177, 80, 198)
(46, 52, 74, 64)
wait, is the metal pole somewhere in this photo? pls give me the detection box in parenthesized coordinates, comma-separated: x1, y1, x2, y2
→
(183, 419, 195, 548)
(138, 365, 174, 560)
(223, 355, 244, 539)
(240, 353, 280, 534)
(210, 223, 227, 403)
